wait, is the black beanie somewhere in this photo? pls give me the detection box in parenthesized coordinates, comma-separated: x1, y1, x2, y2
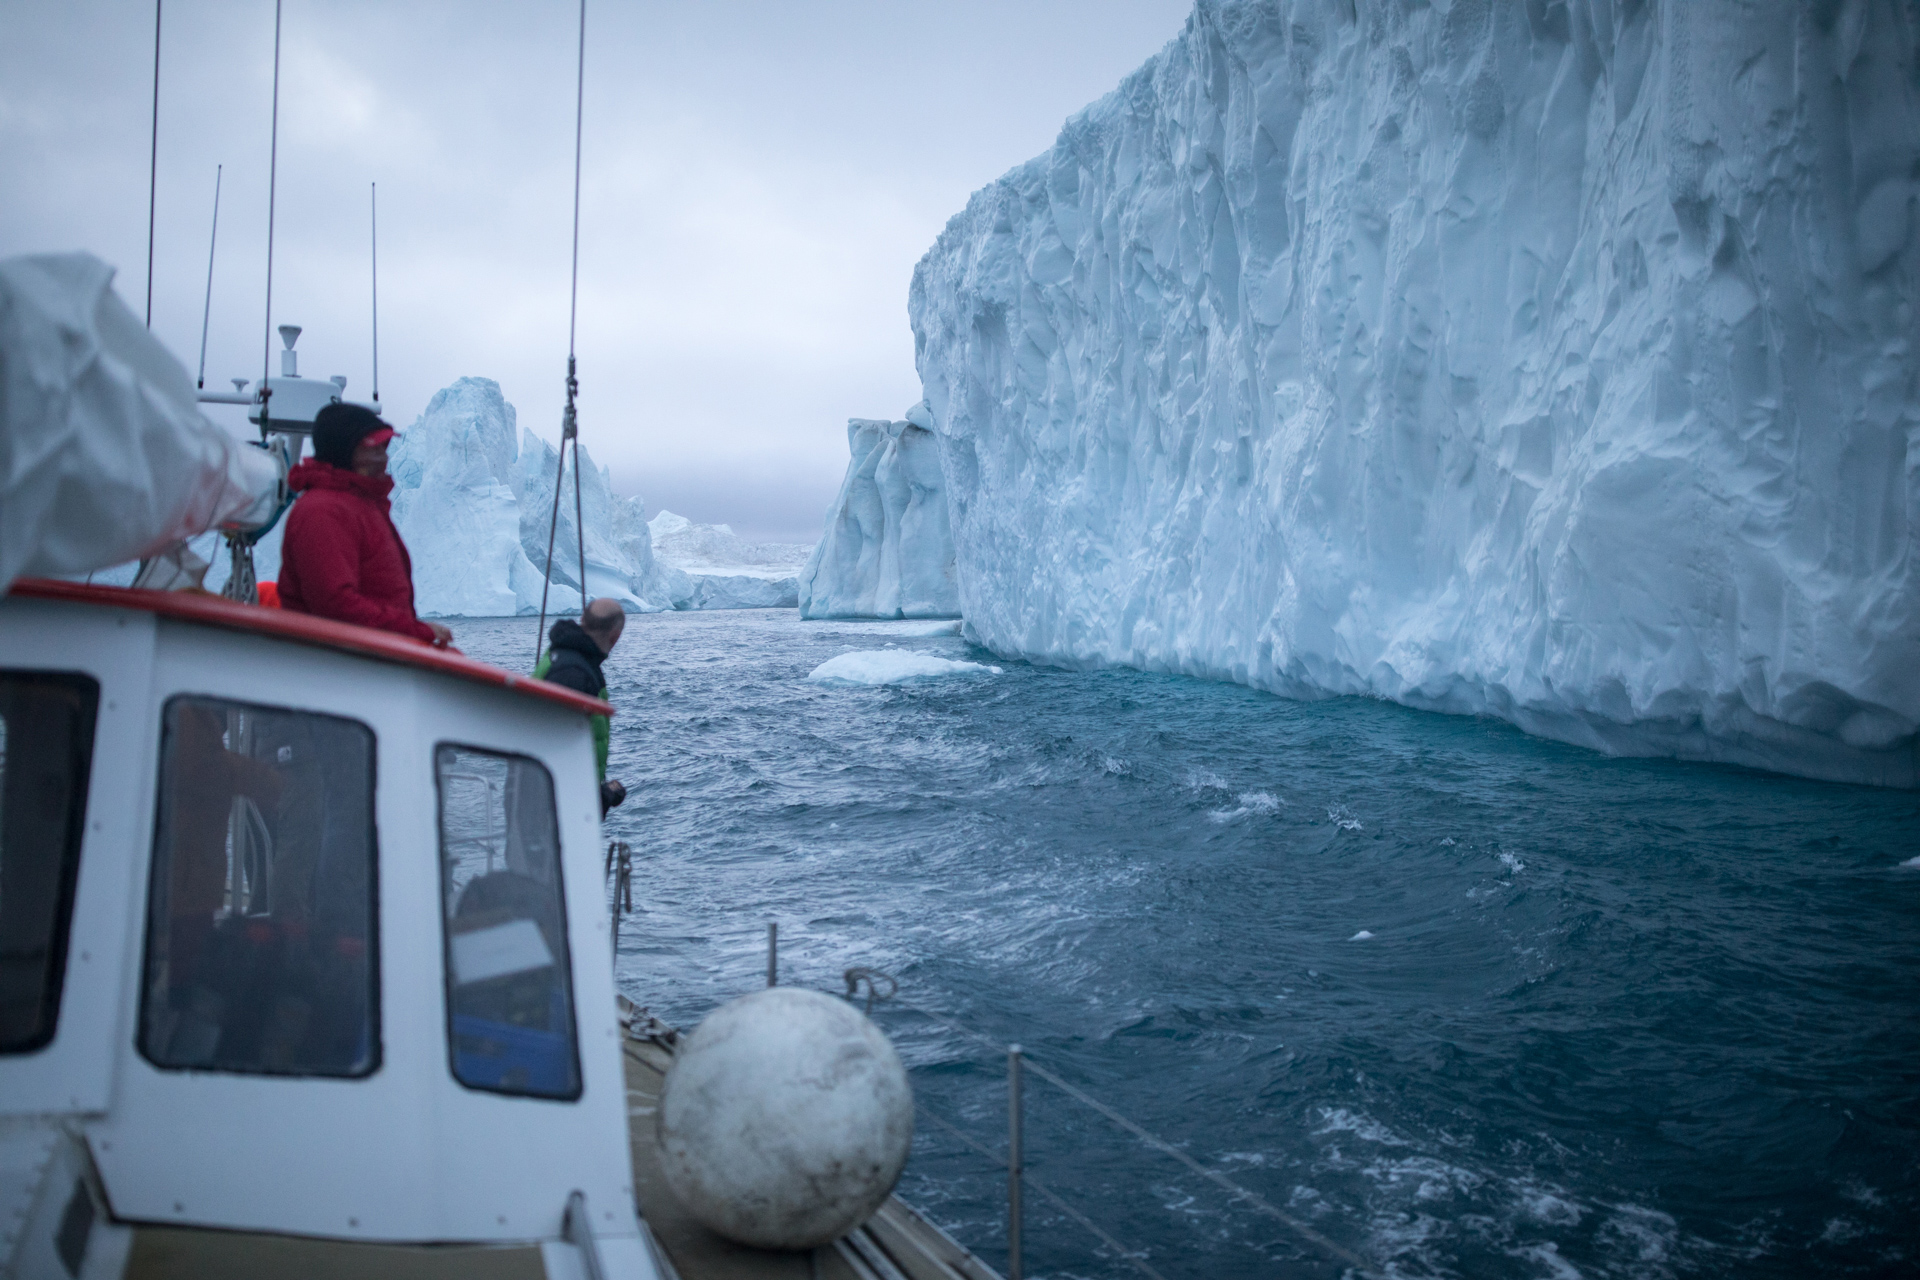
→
(311, 402, 392, 468)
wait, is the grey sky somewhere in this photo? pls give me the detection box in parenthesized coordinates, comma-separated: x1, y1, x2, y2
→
(2, 0, 1192, 543)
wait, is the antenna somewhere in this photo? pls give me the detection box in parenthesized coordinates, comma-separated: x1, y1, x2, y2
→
(370, 182, 380, 406)
(145, 0, 162, 328)
(259, 0, 282, 434)
(196, 164, 222, 390)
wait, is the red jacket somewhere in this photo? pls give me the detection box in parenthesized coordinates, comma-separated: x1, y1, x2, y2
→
(278, 461, 436, 643)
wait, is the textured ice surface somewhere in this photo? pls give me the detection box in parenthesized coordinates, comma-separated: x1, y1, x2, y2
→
(806, 650, 1001, 685)
(388, 377, 677, 617)
(911, 1, 1920, 786)
(798, 411, 959, 620)
(648, 510, 811, 609)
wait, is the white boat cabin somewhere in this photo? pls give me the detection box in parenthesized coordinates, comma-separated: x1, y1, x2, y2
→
(0, 579, 659, 1279)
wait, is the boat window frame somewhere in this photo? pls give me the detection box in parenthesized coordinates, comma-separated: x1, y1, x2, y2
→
(0, 669, 101, 1056)
(136, 693, 384, 1079)
(431, 740, 582, 1104)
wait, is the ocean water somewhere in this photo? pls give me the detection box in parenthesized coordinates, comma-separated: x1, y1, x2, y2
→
(455, 612, 1920, 1280)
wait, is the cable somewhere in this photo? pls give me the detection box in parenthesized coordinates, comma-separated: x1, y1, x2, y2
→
(196, 164, 221, 389)
(145, 0, 161, 328)
(370, 182, 380, 405)
(260, 0, 282, 432)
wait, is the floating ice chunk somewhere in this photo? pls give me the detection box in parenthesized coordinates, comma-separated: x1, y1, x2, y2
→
(807, 650, 1000, 686)
(1349, 931, 1374, 941)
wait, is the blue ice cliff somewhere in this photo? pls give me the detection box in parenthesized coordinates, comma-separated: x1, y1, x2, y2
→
(907, 0, 1919, 786)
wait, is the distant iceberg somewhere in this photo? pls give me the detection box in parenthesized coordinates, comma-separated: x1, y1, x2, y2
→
(910, 2, 1920, 787)
(798, 409, 959, 620)
(647, 510, 812, 610)
(387, 377, 678, 617)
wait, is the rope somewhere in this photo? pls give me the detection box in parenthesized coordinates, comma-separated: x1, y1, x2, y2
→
(259, 0, 282, 431)
(146, 0, 161, 328)
(912, 1104, 1170, 1280)
(884, 996, 1375, 1276)
(534, 441, 565, 666)
(568, 0, 588, 615)
(537, 0, 589, 666)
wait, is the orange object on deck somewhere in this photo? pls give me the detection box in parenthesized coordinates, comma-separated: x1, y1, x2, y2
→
(256, 581, 281, 608)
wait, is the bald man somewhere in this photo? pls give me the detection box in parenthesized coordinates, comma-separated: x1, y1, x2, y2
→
(535, 599, 626, 815)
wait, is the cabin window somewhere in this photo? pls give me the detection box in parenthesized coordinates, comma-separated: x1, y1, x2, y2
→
(0, 672, 99, 1055)
(139, 697, 379, 1077)
(435, 744, 580, 1100)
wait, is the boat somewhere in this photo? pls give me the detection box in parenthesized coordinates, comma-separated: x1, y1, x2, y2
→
(0, 256, 1001, 1279)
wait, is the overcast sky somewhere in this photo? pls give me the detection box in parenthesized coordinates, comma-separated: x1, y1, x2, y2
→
(2, 0, 1191, 542)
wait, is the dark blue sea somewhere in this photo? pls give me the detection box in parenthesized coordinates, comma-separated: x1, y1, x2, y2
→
(457, 611, 1920, 1280)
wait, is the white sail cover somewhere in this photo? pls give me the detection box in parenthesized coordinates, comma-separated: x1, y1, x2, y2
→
(0, 252, 279, 593)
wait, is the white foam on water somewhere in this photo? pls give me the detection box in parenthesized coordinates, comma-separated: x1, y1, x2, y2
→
(1509, 1241, 1585, 1280)
(1349, 930, 1375, 941)
(1328, 805, 1365, 832)
(1900, 855, 1920, 868)
(1499, 852, 1528, 874)
(1208, 790, 1284, 824)
(1313, 1107, 1408, 1147)
(806, 650, 1001, 686)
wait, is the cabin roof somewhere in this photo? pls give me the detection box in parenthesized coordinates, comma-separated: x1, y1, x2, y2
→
(7, 578, 614, 718)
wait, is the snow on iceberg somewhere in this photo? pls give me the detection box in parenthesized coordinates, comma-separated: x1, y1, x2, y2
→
(798, 409, 959, 620)
(910, 1, 1920, 787)
(648, 510, 812, 609)
(806, 650, 1001, 685)
(387, 376, 677, 616)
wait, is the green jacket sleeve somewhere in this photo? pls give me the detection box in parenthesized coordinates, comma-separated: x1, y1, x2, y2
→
(534, 650, 611, 783)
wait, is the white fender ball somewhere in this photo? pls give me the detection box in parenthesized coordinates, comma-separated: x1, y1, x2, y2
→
(657, 987, 914, 1249)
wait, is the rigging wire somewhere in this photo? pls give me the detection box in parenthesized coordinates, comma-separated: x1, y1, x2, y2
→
(370, 182, 380, 405)
(196, 164, 221, 390)
(260, 0, 283, 432)
(536, 0, 590, 667)
(145, 0, 161, 328)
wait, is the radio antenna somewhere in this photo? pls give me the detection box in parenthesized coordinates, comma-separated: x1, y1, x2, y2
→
(145, 0, 162, 328)
(196, 164, 222, 390)
(259, 0, 282, 432)
(370, 182, 380, 406)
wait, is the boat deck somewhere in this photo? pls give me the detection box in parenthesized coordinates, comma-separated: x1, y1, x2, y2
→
(621, 1036, 1001, 1280)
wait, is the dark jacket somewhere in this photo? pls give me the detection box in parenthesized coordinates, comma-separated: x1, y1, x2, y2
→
(537, 619, 610, 779)
(278, 460, 436, 643)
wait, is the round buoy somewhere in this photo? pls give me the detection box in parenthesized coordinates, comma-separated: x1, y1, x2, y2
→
(657, 987, 913, 1249)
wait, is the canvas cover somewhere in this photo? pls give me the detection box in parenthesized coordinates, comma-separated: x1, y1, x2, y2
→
(0, 252, 279, 593)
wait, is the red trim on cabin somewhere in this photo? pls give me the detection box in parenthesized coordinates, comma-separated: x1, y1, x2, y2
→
(6, 579, 614, 718)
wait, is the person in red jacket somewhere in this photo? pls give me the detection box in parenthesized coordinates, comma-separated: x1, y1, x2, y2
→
(279, 403, 452, 647)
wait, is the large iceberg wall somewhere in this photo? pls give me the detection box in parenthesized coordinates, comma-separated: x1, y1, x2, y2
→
(798, 410, 960, 619)
(389, 377, 678, 616)
(910, 1, 1920, 786)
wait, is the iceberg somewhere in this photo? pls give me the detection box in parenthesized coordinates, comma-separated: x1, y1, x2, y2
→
(385, 377, 678, 617)
(806, 650, 1001, 686)
(647, 510, 812, 610)
(910, 1, 1920, 787)
(798, 412, 960, 620)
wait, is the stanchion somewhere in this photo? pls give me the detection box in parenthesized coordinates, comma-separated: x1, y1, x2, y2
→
(1008, 1044, 1024, 1280)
